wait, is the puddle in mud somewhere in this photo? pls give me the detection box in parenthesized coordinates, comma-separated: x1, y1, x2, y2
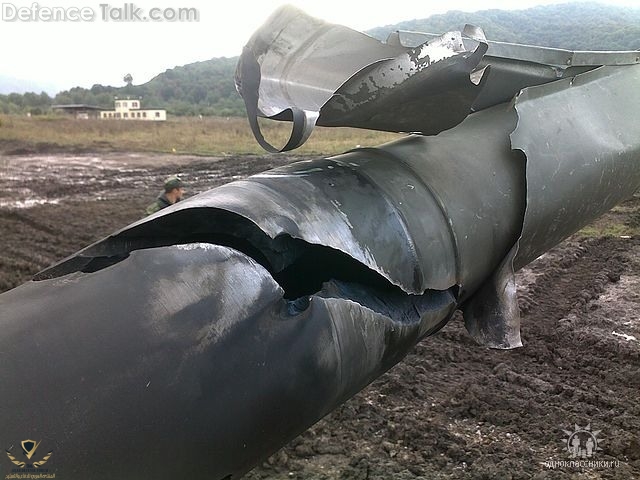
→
(0, 152, 304, 209)
(0, 198, 62, 209)
(0, 152, 229, 208)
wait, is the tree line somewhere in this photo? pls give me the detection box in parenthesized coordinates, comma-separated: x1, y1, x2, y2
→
(0, 91, 53, 115)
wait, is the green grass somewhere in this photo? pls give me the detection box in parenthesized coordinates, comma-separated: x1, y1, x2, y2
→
(578, 223, 639, 238)
(577, 194, 640, 238)
(0, 114, 403, 156)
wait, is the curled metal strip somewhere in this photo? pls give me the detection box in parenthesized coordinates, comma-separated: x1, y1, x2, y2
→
(235, 5, 488, 151)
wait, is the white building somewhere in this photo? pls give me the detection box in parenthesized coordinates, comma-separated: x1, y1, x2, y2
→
(100, 98, 166, 121)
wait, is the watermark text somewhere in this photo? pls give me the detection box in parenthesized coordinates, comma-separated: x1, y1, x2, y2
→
(1, 2, 199, 22)
(543, 460, 620, 469)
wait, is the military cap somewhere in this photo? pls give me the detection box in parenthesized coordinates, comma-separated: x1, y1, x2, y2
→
(164, 176, 185, 192)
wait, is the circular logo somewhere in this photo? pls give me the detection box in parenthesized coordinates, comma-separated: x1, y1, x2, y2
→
(563, 424, 603, 459)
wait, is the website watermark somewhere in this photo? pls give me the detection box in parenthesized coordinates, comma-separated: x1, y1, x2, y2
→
(542, 421, 622, 471)
(543, 459, 621, 469)
(1, 2, 199, 22)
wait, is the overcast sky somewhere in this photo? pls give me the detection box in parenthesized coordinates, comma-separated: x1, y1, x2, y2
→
(0, 0, 637, 92)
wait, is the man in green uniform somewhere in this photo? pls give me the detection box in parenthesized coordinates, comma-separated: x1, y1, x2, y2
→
(145, 176, 186, 215)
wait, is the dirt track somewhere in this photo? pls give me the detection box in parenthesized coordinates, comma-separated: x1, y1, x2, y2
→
(1, 152, 639, 479)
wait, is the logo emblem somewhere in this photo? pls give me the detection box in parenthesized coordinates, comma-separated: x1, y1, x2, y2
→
(563, 423, 603, 458)
(5, 439, 53, 468)
(21, 439, 39, 459)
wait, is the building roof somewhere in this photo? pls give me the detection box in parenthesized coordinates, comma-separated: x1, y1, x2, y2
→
(102, 108, 166, 111)
(52, 104, 105, 111)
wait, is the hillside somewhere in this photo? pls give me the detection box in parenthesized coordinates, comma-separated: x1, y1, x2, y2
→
(52, 57, 241, 117)
(368, 1, 640, 50)
(2, 2, 639, 116)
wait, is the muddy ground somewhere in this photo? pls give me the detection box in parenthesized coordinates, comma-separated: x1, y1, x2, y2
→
(1, 152, 638, 480)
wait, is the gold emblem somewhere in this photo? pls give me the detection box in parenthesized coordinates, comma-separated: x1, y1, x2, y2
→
(5, 439, 53, 468)
(21, 440, 40, 459)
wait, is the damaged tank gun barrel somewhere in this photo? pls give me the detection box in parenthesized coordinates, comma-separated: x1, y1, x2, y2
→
(1, 6, 640, 480)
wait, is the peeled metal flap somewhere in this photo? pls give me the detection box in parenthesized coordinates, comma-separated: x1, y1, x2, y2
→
(462, 245, 522, 349)
(388, 30, 640, 112)
(35, 157, 425, 293)
(236, 5, 487, 152)
(1, 241, 457, 479)
(511, 64, 640, 268)
(36, 106, 524, 296)
(235, 5, 403, 152)
(390, 30, 640, 67)
(318, 32, 488, 135)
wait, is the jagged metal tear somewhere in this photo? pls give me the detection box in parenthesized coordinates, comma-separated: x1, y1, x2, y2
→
(0, 243, 457, 479)
(385, 29, 640, 111)
(36, 105, 526, 300)
(235, 6, 640, 348)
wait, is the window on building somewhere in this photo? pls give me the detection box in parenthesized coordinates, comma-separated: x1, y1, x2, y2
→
(132, 102, 138, 108)
(116, 113, 121, 118)
(124, 113, 128, 118)
(123, 102, 128, 108)
(115, 102, 120, 108)
(143, 112, 147, 118)
(155, 111, 160, 118)
(137, 112, 141, 118)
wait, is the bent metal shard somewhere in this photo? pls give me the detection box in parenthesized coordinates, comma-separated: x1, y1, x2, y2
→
(1, 6, 639, 479)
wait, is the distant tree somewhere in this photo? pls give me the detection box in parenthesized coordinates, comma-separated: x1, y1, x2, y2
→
(23, 92, 41, 108)
(7, 93, 23, 107)
(160, 85, 175, 101)
(123, 73, 133, 86)
(39, 91, 51, 105)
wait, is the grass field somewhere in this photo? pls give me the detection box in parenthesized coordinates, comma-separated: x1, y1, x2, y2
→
(0, 114, 402, 156)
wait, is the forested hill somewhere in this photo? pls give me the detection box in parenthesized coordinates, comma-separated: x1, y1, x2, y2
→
(53, 57, 241, 117)
(4, 2, 639, 116)
(368, 2, 640, 50)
